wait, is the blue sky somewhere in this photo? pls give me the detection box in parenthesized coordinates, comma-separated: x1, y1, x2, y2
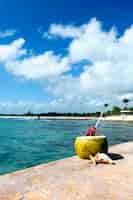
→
(0, 0, 133, 113)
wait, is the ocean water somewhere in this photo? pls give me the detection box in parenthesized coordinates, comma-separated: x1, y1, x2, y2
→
(0, 118, 133, 175)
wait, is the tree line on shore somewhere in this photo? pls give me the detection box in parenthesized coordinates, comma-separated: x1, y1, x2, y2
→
(0, 98, 132, 117)
(15, 106, 133, 117)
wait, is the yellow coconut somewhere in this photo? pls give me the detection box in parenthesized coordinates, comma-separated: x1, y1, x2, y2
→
(75, 135, 108, 159)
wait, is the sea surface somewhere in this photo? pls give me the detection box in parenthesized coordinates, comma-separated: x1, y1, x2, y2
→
(0, 118, 133, 175)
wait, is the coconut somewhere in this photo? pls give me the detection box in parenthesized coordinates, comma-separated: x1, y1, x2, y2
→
(75, 135, 108, 159)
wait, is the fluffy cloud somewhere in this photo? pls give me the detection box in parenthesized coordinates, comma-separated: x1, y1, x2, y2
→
(44, 23, 85, 39)
(1, 18, 133, 112)
(68, 19, 117, 63)
(44, 74, 121, 112)
(42, 18, 133, 111)
(6, 51, 70, 79)
(0, 38, 70, 80)
(0, 38, 26, 63)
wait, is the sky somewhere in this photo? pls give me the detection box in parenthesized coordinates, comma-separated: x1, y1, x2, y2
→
(0, 0, 133, 113)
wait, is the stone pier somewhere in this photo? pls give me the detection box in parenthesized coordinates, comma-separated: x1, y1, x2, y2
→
(0, 142, 133, 199)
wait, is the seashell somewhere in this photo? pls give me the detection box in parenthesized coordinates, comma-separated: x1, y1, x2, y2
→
(94, 153, 115, 164)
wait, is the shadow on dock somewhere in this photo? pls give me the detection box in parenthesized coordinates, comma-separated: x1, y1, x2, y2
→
(108, 153, 124, 160)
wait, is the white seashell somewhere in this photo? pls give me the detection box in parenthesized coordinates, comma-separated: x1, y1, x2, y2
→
(94, 153, 115, 164)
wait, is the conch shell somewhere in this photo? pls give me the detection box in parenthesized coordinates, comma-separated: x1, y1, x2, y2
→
(89, 153, 115, 165)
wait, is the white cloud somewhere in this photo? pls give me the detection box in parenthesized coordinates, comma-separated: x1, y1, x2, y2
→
(0, 29, 16, 38)
(1, 18, 133, 112)
(44, 23, 85, 39)
(68, 18, 118, 63)
(6, 51, 70, 79)
(45, 75, 113, 112)
(0, 37, 70, 80)
(0, 38, 26, 63)
(42, 18, 133, 111)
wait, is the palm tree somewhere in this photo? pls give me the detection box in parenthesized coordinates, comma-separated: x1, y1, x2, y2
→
(122, 98, 129, 110)
(103, 103, 108, 117)
(104, 103, 108, 108)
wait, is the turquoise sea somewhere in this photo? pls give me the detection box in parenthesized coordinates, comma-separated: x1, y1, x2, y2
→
(0, 118, 133, 175)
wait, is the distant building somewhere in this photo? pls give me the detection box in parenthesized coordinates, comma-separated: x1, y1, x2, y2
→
(120, 110, 133, 116)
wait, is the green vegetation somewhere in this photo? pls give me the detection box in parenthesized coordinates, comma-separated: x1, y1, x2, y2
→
(104, 106, 121, 116)
(122, 98, 130, 110)
(0, 100, 132, 117)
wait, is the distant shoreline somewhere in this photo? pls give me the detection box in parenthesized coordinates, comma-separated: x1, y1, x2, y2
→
(0, 115, 96, 120)
(0, 115, 133, 121)
(104, 115, 133, 122)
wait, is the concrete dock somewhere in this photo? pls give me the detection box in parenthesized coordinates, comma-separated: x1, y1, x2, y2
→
(0, 142, 133, 199)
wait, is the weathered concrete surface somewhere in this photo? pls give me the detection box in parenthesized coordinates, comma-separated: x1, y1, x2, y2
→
(0, 142, 133, 200)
